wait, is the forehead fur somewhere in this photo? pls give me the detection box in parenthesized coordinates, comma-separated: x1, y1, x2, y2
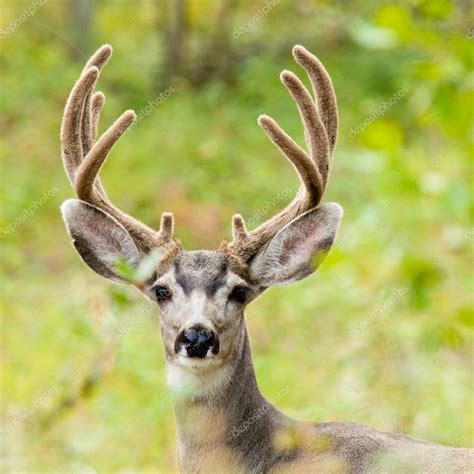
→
(173, 251, 232, 296)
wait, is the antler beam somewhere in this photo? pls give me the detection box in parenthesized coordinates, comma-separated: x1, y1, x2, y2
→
(228, 45, 338, 261)
(60, 45, 174, 253)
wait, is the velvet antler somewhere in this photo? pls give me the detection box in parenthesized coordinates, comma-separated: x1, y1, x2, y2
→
(228, 45, 338, 262)
(60, 45, 174, 253)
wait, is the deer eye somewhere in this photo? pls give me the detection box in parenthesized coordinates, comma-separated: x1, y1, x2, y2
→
(154, 285, 172, 302)
(229, 286, 250, 304)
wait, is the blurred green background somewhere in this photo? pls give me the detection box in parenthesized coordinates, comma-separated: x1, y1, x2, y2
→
(0, 0, 472, 472)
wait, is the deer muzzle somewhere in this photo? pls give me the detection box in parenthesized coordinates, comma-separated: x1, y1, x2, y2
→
(174, 324, 220, 358)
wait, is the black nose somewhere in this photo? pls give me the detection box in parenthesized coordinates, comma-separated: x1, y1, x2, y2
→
(175, 324, 219, 358)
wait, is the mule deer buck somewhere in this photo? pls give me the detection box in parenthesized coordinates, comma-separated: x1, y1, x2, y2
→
(60, 45, 472, 473)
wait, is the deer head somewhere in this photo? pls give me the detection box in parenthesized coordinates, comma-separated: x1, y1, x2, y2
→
(60, 45, 342, 394)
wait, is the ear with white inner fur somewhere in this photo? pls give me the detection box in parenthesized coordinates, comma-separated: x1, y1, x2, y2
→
(249, 203, 343, 287)
(61, 199, 142, 283)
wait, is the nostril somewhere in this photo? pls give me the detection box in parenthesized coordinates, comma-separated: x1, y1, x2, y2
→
(185, 328, 212, 344)
(175, 324, 218, 358)
(183, 328, 200, 345)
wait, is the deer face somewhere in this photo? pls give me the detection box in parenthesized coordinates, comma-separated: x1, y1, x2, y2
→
(62, 199, 342, 376)
(148, 251, 257, 369)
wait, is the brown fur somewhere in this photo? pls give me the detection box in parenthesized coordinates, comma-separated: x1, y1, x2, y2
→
(228, 45, 338, 262)
(60, 44, 169, 253)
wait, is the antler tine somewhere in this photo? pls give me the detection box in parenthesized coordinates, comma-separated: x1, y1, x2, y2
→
(61, 45, 113, 183)
(61, 45, 174, 253)
(61, 67, 99, 184)
(280, 69, 330, 192)
(228, 46, 337, 261)
(157, 212, 175, 245)
(232, 214, 248, 241)
(257, 114, 324, 205)
(90, 92, 105, 140)
(293, 45, 338, 155)
(81, 45, 113, 155)
(74, 109, 136, 202)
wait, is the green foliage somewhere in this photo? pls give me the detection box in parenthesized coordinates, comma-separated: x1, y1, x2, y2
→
(0, 0, 472, 472)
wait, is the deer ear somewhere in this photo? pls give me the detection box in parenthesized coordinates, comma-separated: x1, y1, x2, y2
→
(61, 199, 142, 283)
(249, 203, 343, 287)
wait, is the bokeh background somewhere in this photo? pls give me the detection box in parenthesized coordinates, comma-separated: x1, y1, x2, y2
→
(1, 0, 472, 472)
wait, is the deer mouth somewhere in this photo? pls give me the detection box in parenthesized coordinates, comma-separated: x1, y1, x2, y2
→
(174, 353, 222, 370)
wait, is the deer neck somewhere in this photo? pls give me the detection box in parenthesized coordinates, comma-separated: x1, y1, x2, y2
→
(167, 322, 286, 470)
